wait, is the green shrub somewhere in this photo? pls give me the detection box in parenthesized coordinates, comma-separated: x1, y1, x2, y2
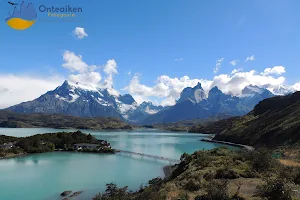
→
(215, 168, 239, 179)
(293, 169, 300, 185)
(184, 179, 201, 191)
(177, 192, 189, 200)
(203, 171, 215, 181)
(148, 177, 163, 186)
(240, 169, 257, 178)
(196, 180, 230, 200)
(195, 151, 211, 168)
(255, 178, 292, 200)
(246, 148, 273, 172)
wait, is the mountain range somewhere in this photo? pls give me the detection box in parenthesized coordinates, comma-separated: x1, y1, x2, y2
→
(6, 80, 294, 124)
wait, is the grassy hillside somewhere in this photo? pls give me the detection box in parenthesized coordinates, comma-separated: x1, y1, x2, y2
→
(0, 110, 133, 130)
(211, 92, 300, 147)
(188, 92, 300, 147)
(93, 148, 300, 200)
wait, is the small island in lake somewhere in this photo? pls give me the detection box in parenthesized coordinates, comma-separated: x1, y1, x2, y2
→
(0, 131, 114, 159)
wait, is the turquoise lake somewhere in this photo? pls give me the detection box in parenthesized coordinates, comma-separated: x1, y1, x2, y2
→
(0, 128, 237, 200)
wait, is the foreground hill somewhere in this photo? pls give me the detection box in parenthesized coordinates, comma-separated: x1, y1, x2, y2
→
(0, 110, 133, 130)
(195, 92, 300, 147)
(93, 148, 300, 200)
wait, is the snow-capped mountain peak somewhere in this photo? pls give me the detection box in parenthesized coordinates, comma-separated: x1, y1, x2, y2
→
(268, 85, 295, 96)
(242, 85, 264, 95)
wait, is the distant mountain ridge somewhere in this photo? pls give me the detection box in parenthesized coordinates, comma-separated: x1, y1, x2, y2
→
(7, 81, 164, 122)
(139, 83, 276, 124)
(6, 80, 288, 124)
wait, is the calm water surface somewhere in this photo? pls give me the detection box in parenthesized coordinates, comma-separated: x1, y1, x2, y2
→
(0, 128, 236, 200)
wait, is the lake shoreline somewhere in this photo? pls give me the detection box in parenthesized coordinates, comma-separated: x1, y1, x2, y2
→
(0, 152, 28, 160)
(201, 138, 255, 151)
(0, 150, 116, 161)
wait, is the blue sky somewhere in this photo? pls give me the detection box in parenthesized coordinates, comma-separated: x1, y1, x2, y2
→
(0, 0, 300, 107)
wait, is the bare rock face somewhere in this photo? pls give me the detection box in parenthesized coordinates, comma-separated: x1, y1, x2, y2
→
(177, 82, 206, 104)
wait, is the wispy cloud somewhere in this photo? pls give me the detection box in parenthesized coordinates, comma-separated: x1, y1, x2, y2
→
(174, 58, 184, 62)
(245, 55, 255, 62)
(213, 58, 224, 74)
(72, 27, 88, 39)
(229, 60, 238, 66)
(126, 71, 131, 76)
(231, 68, 243, 74)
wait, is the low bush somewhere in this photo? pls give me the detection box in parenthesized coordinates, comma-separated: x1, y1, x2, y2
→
(255, 178, 292, 200)
(184, 179, 201, 191)
(215, 168, 239, 179)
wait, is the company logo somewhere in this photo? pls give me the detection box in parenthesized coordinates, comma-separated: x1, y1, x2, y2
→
(6, 1, 37, 30)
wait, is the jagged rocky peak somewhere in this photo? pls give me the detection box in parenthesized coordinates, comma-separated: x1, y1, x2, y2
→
(118, 94, 136, 105)
(207, 86, 232, 104)
(139, 101, 163, 111)
(194, 82, 202, 89)
(178, 82, 206, 104)
(208, 86, 224, 96)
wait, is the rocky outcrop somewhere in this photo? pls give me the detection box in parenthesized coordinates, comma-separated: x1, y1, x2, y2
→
(61, 190, 72, 196)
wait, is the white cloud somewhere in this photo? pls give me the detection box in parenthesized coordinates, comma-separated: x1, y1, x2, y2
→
(213, 58, 224, 74)
(103, 59, 118, 89)
(229, 60, 238, 66)
(245, 55, 255, 62)
(231, 68, 243, 74)
(124, 74, 212, 106)
(292, 82, 300, 91)
(62, 51, 119, 96)
(261, 66, 286, 76)
(124, 65, 294, 105)
(175, 58, 183, 62)
(0, 75, 63, 109)
(0, 86, 9, 93)
(161, 97, 176, 106)
(62, 51, 90, 73)
(72, 27, 88, 39)
(210, 70, 285, 96)
(62, 51, 102, 87)
(69, 72, 101, 86)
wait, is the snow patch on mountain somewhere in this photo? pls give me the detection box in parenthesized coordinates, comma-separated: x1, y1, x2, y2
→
(268, 85, 295, 96)
(144, 106, 159, 114)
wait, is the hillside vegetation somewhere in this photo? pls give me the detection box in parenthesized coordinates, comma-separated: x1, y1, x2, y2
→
(0, 110, 133, 130)
(0, 131, 114, 158)
(93, 148, 300, 200)
(191, 92, 300, 148)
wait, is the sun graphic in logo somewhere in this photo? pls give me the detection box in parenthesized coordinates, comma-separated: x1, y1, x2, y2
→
(6, 1, 37, 30)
